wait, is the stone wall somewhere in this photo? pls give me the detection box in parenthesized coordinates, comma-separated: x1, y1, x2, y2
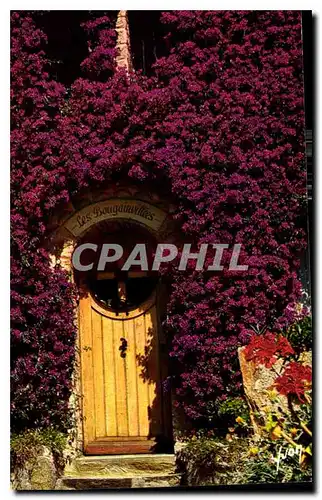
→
(11, 446, 59, 491)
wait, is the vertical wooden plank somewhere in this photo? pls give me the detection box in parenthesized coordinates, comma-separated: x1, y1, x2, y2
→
(124, 319, 139, 436)
(156, 286, 172, 440)
(79, 294, 95, 448)
(91, 310, 106, 438)
(134, 314, 150, 437)
(145, 306, 162, 436)
(113, 320, 129, 436)
(102, 317, 117, 436)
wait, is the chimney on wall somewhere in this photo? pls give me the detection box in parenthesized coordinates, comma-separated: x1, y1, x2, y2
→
(115, 10, 133, 71)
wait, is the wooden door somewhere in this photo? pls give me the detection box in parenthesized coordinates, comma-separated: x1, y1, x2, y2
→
(79, 275, 171, 454)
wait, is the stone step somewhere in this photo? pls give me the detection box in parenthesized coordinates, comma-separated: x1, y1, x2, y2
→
(59, 473, 182, 490)
(66, 453, 176, 477)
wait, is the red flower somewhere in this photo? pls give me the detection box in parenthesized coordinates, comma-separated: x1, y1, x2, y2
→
(274, 362, 312, 402)
(244, 333, 294, 368)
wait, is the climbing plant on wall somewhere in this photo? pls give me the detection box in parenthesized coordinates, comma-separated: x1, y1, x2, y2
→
(11, 10, 307, 429)
(11, 12, 77, 431)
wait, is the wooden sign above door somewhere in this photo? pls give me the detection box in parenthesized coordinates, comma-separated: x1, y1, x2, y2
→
(64, 198, 168, 238)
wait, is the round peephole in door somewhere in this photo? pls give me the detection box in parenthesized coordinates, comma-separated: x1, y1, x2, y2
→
(88, 273, 158, 313)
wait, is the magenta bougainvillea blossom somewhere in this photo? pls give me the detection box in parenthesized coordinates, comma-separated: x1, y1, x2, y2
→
(11, 10, 307, 429)
(11, 12, 76, 430)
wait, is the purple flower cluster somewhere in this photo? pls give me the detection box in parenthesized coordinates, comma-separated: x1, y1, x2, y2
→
(11, 13, 76, 430)
(11, 10, 307, 428)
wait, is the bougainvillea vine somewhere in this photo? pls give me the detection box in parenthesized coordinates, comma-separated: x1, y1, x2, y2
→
(11, 10, 307, 429)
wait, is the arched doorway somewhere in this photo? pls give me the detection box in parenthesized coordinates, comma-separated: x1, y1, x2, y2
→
(75, 220, 172, 454)
(51, 194, 177, 456)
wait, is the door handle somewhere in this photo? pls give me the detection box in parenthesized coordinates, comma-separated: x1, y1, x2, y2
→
(119, 337, 128, 358)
